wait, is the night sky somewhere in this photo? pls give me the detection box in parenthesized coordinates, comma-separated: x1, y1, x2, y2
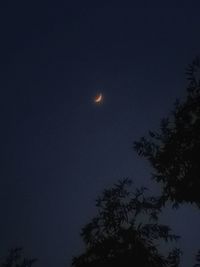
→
(1, 2, 200, 267)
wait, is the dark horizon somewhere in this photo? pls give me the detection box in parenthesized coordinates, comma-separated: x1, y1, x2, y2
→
(0, 2, 200, 267)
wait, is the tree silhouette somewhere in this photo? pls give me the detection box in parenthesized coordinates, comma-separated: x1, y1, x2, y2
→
(194, 250, 200, 267)
(134, 58, 200, 207)
(72, 179, 181, 267)
(0, 248, 37, 267)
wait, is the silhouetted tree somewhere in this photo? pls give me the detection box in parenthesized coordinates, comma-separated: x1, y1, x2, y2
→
(194, 250, 200, 267)
(134, 58, 200, 207)
(72, 179, 181, 267)
(0, 248, 37, 267)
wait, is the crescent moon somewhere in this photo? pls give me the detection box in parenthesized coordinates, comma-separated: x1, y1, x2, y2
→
(94, 93, 103, 103)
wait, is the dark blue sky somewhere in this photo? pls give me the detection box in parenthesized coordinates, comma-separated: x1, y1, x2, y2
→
(0, 2, 200, 267)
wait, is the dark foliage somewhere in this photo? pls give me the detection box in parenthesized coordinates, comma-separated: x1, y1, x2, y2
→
(72, 179, 180, 267)
(0, 248, 37, 267)
(134, 58, 200, 207)
(194, 250, 200, 267)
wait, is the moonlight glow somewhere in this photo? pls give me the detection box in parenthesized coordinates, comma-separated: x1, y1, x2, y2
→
(94, 93, 103, 104)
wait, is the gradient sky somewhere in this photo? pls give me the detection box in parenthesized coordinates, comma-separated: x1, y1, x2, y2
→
(0, 2, 200, 267)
